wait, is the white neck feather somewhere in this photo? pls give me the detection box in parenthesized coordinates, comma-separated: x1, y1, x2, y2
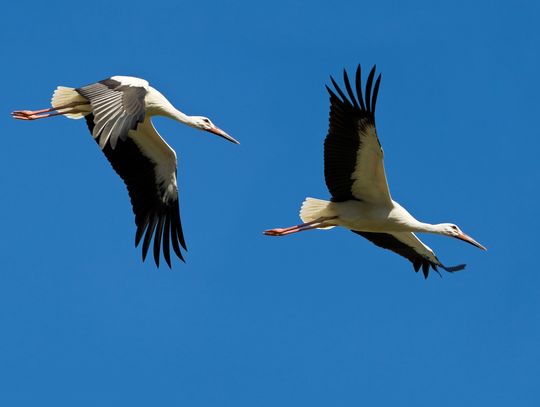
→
(414, 222, 447, 235)
(164, 107, 193, 125)
(146, 86, 196, 126)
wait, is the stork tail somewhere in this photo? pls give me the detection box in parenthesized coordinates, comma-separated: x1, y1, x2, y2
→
(51, 86, 90, 119)
(299, 197, 335, 230)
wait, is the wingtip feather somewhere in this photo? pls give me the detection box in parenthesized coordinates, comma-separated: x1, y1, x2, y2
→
(343, 69, 359, 109)
(422, 262, 429, 278)
(329, 76, 349, 105)
(365, 66, 377, 113)
(163, 217, 172, 269)
(153, 216, 165, 268)
(141, 215, 158, 263)
(441, 264, 467, 273)
(355, 65, 366, 111)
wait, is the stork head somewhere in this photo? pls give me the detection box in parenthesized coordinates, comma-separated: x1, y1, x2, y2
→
(190, 116, 239, 144)
(439, 223, 487, 250)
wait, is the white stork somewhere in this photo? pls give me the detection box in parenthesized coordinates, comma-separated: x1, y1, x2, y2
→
(264, 65, 486, 278)
(12, 76, 239, 267)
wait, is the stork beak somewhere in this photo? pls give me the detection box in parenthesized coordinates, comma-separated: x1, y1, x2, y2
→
(207, 126, 240, 144)
(455, 232, 487, 251)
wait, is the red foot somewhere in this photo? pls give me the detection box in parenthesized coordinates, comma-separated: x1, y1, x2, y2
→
(263, 228, 287, 236)
(11, 110, 46, 120)
(12, 113, 39, 120)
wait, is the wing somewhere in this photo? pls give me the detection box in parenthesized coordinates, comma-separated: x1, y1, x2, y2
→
(324, 65, 391, 204)
(77, 77, 147, 150)
(85, 114, 187, 267)
(351, 230, 465, 278)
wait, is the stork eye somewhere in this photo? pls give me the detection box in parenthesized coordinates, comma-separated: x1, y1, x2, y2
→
(203, 118, 210, 124)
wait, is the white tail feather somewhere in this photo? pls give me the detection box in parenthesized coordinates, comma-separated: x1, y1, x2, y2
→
(299, 197, 335, 230)
(51, 86, 90, 119)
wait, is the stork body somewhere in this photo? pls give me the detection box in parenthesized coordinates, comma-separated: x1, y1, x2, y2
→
(12, 76, 239, 268)
(264, 66, 485, 278)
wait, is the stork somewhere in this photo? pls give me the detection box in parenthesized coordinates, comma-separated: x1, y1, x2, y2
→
(264, 65, 486, 278)
(12, 76, 239, 267)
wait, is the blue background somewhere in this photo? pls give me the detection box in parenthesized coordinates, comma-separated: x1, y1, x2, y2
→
(1, 0, 539, 405)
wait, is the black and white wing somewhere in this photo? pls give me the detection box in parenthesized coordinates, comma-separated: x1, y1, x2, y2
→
(85, 114, 187, 267)
(324, 65, 392, 204)
(352, 230, 465, 278)
(77, 76, 148, 150)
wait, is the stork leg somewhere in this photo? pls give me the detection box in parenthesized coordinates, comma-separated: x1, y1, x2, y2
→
(12, 110, 76, 120)
(264, 216, 337, 236)
(11, 101, 88, 121)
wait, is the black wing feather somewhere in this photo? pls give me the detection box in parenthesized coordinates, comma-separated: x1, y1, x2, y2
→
(371, 74, 382, 114)
(324, 64, 380, 202)
(351, 231, 466, 278)
(330, 76, 352, 107)
(342, 69, 360, 109)
(135, 214, 149, 247)
(364, 66, 376, 112)
(162, 217, 172, 268)
(153, 215, 165, 268)
(142, 215, 158, 262)
(170, 217, 185, 262)
(84, 114, 186, 267)
(355, 66, 366, 111)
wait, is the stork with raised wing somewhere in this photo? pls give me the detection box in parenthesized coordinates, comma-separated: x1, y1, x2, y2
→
(12, 76, 239, 267)
(264, 65, 485, 278)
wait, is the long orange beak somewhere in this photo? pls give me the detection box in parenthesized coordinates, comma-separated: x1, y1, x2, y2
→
(207, 126, 240, 144)
(455, 232, 487, 251)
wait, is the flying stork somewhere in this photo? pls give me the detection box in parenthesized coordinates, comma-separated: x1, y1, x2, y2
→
(264, 65, 486, 278)
(12, 76, 239, 267)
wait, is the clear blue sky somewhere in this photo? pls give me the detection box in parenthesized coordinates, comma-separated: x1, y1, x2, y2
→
(1, 0, 539, 405)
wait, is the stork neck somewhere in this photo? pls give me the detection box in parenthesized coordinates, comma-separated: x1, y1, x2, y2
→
(158, 105, 200, 128)
(166, 107, 192, 125)
(414, 222, 443, 234)
(147, 86, 195, 126)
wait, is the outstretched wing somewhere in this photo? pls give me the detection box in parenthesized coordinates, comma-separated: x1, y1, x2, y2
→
(324, 65, 391, 204)
(77, 76, 147, 150)
(352, 230, 465, 278)
(85, 114, 187, 267)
